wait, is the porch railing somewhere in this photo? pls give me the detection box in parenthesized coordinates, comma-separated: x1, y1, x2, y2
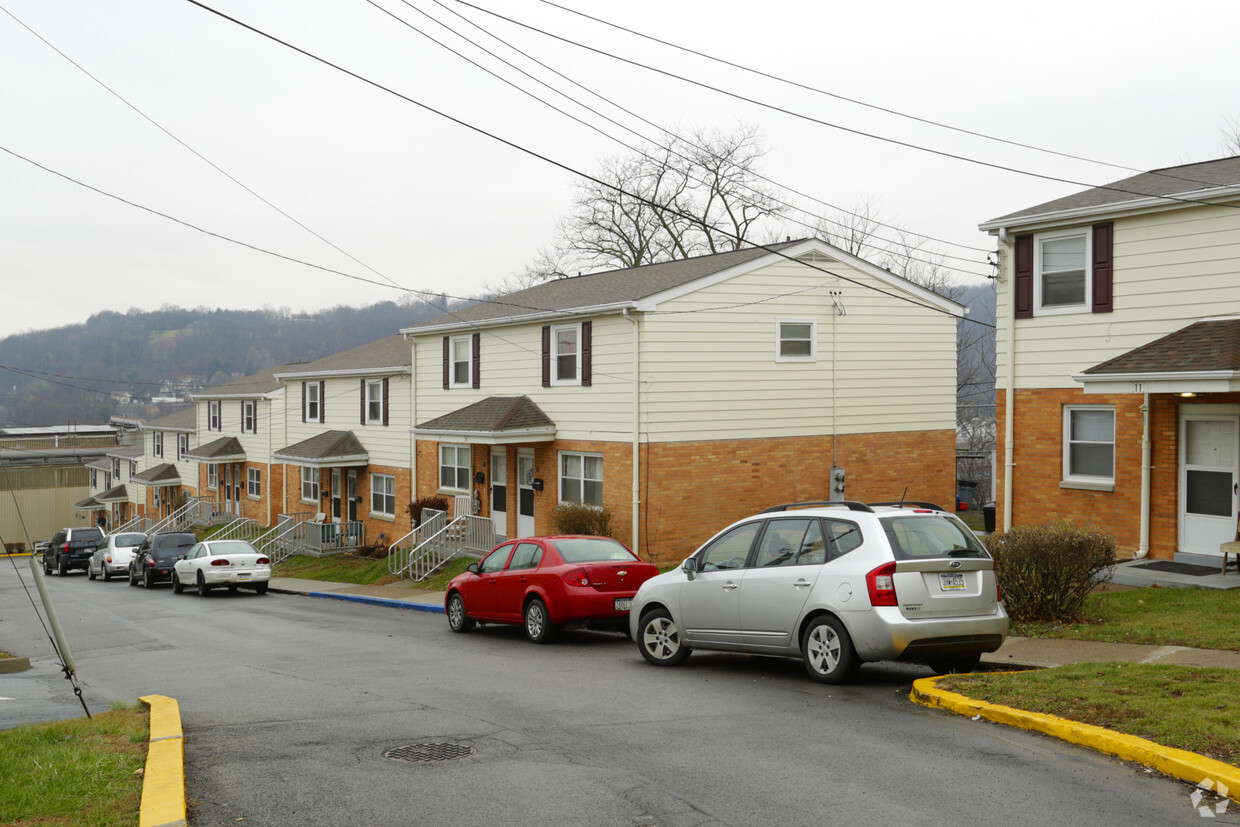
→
(211, 517, 263, 544)
(387, 509, 447, 578)
(388, 512, 495, 582)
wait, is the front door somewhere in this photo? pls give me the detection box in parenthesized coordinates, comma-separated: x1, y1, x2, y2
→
(331, 469, 342, 520)
(1180, 413, 1240, 555)
(223, 466, 236, 516)
(491, 449, 508, 538)
(517, 450, 535, 538)
(347, 471, 358, 521)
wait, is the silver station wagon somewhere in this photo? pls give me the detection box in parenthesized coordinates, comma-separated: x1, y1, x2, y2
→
(630, 501, 1008, 683)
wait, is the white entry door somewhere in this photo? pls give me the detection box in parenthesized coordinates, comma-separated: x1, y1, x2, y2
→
(517, 450, 535, 538)
(1180, 413, 1239, 554)
(490, 449, 508, 538)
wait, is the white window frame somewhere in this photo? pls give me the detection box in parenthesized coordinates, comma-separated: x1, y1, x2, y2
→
(153, 431, 163, 458)
(551, 323, 581, 386)
(371, 473, 396, 518)
(247, 467, 261, 499)
(90, 469, 98, 488)
(177, 433, 188, 462)
(775, 319, 817, 362)
(301, 466, 319, 503)
(112, 458, 121, 477)
(242, 400, 256, 433)
(439, 444, 471, 492)
(153, 489, 161, 508)
(365, 379, 384, 423)
(449, 335, 473, 388)
(1063, 405, 1115, 488)
(1034, 228, 1092, 317)
(129, 460, 137, 478)
(207, 463, 218, 489)
(305, 382, 322, 423)
(208, 400, 221, 431)
(559, 450, 604, 506)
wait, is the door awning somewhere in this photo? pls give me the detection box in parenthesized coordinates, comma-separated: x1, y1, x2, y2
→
(184, 436, 246, 463)
(272, 430, 369, 468)
(1075, 318, 1240, 394)
(413, 396, 556, 445)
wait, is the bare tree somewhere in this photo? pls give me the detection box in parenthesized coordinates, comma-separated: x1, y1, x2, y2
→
(1223, 115, 1240, 157)
(813, 196, 884, 260)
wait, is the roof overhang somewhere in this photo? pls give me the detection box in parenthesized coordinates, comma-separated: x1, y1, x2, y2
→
(1074, 370, 1240, 395)
(96, 485, 129, 502)
(269, 452, 370, 468)
(402, 303, 635, 337)
(272, 366, 410, 380)
(191, 391, 281, 401)
(183, 436, 246, 463)
(411, 425, 557, 445)
(74, 496, 103, 509)
(979, 186, 1240, 234)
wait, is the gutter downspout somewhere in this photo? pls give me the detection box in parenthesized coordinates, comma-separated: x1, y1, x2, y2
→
(1001, 227, 1015, 532)
(622, 309, 641, 556)
(1136, 391, 1151, 558)
(409, 341, 417, 511)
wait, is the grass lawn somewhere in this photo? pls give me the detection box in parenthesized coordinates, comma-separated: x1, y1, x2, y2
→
(1014, 586, 1240, 651)
(274, 553, 477, 589)
(939, 663, 1240, 767)
(0, 702, 148, 826)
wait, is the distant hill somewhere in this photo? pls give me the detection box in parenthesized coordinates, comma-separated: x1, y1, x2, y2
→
(0, 300, 456, 427)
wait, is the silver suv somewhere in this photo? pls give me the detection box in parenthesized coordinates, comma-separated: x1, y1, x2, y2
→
(629, 501, 1008, 683)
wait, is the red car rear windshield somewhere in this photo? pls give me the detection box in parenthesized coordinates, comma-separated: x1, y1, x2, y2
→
(551, 538, 635, 563)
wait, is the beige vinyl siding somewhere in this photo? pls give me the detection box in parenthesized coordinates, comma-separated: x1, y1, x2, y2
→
(997, 203, 1240, 389)
(640, 258, 957, 441)
(280, 375, 413, 466)
(0, 466, 89, 548)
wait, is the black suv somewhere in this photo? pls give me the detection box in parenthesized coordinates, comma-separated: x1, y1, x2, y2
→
(129, 532, 197, 589)
(45, 527, 105, 576)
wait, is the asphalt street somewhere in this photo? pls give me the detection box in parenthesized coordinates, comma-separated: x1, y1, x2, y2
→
(0, 560, 1221, 826)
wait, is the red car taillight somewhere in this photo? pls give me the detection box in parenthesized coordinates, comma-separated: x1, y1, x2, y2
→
(146, 558, 155, 567)
(866, 562, 898, 607)
(562, 569, 590, 587)
(256, 557, 270, 565)
(105, 555, 113, 564)
(64, 542, 71, 554)
(210, 559, 230, 567)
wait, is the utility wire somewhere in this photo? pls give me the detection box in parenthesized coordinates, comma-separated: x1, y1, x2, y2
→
(453, 0, 1240, 212)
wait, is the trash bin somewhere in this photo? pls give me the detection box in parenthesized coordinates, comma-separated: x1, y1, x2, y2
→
(982, 502, 996, 534)
(956, 480, 979, 511)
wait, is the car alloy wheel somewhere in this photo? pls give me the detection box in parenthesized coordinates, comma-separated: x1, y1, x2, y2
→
(447, 593, 474, 633)
(523, 598, 557, 644)
(638, 608, 691, 666)
(172, 572, 184, 594)
(801, 616, 859, 684)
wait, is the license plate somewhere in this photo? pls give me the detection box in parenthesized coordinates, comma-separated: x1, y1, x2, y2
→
(237, 572, 251, 581)
(614, 598, 632, 612)
(939, 573, 965, 591)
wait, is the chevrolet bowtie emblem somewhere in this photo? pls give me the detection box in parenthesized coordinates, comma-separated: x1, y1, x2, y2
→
(617, 570, 627, 576)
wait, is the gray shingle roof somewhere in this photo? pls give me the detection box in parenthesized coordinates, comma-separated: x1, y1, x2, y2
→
(184, 436, 245, 462)
(131, 463, 181, 486)
(273, 430, 368, 462)
(142, 408, 196, 431)
(403, 242, 805, 331)
(274, 335, 411, 377)
(415, 396, 554, 433)
(97, 484, 129, 502)
(105, 444, 144, 460)
(1082, 320, 1240, 376)
(86, 457, 112, 472)
(196, 363, 302, 398)
(984, 156, 1240, 227)
(74, 496, 103, 509)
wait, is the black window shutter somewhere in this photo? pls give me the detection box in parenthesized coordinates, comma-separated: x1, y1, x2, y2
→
(472, 332, 481, 389)
(240, 401, 245, 432)
(253, 403, 258, 433)
(1014, 235, 1033, 319)
(318, 381, 325, 421)
(1092, 222, 1114, 313)
(382, 378, 389, 426)
(541, 326, 551, 387)
(581, 321, 592, 387)
(442, 336, 450, 389)
(302, 383, 307, 423)
(360, 379, 366, 424)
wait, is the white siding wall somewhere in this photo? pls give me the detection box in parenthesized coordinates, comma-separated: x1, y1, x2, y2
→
(280, 375, 413, 466)
(996, 203, 1240, 389)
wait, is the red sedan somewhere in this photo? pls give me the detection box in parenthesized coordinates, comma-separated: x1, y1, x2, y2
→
(445, 535, 659, 643)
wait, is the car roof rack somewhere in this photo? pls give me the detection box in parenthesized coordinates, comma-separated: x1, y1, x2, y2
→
(760, 500, 875, 514)
(867, 501, 947, 511)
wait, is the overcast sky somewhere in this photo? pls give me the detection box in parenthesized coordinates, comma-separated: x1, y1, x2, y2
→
(2, 0, 1237, 342)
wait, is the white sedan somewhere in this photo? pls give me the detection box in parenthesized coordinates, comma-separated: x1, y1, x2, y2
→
(88, 532, 147, 582)
(172, 540, 272, 596)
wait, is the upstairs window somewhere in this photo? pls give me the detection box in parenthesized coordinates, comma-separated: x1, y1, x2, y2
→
(363, 378, 388, 425)
(177, 433, 188, 461)
(208, 401, 221, 431)
(1014, 223, 1113, 318)
(303, 381, 324, 423)
(242, 401, 256, 433)
(776, 320, 816, 362)
(542, 322, 591, 387)
(153, 431, 163, 458)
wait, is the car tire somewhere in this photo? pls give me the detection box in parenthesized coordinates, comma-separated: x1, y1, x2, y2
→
(446, 592, 474, 633)
(227, 585, 238, 594)
(637, 608, 691, 666)
(801, 615, 859, 684)
(128, 566, 138, 586)
(58, 557, 68, 577)
(102, 567, 111, 582)
(197, 573, 210, 597)
(143, 570, 154, 589)
(254, 583, 268, 596)
(88, 564, 97, 581)
(44, 556, 52, 576)
(523, 597, 557, 644)
(928, 654, 982, 676)
(172, 572, 184, 594)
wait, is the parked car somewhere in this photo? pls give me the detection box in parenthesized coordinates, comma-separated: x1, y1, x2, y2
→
(445, 535, 660, 643)
(44, 527, 105, 576)
(172, 540, 271, 596)
(629, 501, 1009, 683)
(129, 532, 198, 589)
(88, 532, 147, 582)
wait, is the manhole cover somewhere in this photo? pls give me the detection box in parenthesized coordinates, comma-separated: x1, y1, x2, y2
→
(384, 743, 476, 762)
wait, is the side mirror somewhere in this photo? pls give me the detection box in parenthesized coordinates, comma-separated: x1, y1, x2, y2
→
(682, 557, 698, 581)
(467, 563, 479, 574)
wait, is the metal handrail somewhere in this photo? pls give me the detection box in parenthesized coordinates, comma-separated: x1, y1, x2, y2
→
(391, 513, 496, 582)
(212, 517, 261, 543)
(387, 509, 447, 577)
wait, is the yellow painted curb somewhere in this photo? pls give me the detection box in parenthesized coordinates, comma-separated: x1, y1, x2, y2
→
(911, 676, 1240, 803)
(139, 694, 187, 827)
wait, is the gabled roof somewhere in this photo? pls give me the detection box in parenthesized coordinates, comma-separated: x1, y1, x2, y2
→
(85, 456, 112, 472)
(413, 396, 556, 445)
(1075, 318, 1240, 394)
(97, 484, 129, 502)
(74, 496, 103, 509)
(981, 156, 1240, 230)
(105, 444, 144, 460)
(141, 408, 196, 432)
(194, 363, 301, 399)
(131, 463, 181, 486)
(183, 436, 245, 462)
(272, 430, 369, 468)
(274, 336, 411, 379)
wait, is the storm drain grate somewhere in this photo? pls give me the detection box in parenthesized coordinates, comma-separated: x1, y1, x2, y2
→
(384, 743, 476, 762)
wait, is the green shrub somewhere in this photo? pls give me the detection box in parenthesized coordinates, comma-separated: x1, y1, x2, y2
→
(406, 495, 450, 527)
(983, 521, 1116, 623)
(551, 502, 614, 537)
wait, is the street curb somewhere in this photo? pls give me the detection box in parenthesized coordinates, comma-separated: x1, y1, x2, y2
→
(308, 591, 445, 613)
(0, 656, 31, 673)
(910, 676, 1240, 803)
(139, 694, 186, 827)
